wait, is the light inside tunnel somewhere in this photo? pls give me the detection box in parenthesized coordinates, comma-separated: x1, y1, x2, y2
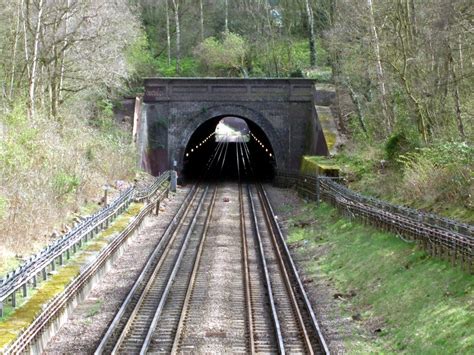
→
(215, 117, 250, 143)
(182, 116, 275, 180)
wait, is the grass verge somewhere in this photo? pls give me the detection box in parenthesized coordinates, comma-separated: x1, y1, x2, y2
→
(287, 202, 473, 354)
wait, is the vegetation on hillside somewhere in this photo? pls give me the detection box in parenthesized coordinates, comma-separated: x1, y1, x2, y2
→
(303, 140, 474, 223)
(0, 0, 142, 272)
(128, 0, 332, 80)
(321, 0, 473, 221)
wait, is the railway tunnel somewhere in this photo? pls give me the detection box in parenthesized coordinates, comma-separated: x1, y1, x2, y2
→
(182, 116, 276, 181)
(138, 78, 330, 180)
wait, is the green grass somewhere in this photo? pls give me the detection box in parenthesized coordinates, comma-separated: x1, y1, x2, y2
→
(287, 202, 474, 354)
(0, 259, 20, 279)
(86, 300, 103, 318)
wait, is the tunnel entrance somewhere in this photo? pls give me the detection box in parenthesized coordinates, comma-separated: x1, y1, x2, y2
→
(182, 116, 275, 181)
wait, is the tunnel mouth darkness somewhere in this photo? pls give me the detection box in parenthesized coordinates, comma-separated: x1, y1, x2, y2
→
(182, 116, 276, 181)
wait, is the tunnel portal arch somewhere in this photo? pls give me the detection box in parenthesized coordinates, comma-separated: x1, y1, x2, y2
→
(179, 104, 283, 172)
(140, 78, 329, 177)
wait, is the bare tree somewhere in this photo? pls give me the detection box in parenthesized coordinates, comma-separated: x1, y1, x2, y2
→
(165, 0, 171, 65)
(8, 0, 23, 100)
(171, 0, 181, 73)
(367, 0, 392, 134)
(199, 0, 204, 41)
(304, 0, 316, 67)
(28, 0, 45, 119)
(448, 47, 465, 140)
(224, 0, 228, 32)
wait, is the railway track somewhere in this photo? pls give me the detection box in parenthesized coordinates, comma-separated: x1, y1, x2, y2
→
(96, 182, 328, 354)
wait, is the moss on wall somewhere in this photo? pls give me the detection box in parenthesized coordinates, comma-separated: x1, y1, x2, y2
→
(300, 156, 340, 176)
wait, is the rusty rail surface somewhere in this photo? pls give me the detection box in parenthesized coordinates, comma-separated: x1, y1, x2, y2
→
(275, 171, 473, 272)
(0, 172, 170, 317)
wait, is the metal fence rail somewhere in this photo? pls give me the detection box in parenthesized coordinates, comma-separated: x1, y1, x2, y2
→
(275, 170, 473, 272)
(0, 172, 171, 316)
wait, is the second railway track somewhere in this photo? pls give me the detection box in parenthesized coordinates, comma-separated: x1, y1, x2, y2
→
(96, 182, 328, 354)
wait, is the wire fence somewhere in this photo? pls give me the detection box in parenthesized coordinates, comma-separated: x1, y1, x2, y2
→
(275, 170, 473, 273)
(0, 172, 171, 316)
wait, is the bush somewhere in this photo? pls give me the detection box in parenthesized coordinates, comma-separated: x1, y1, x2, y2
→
(53, 172, 81, 197)
(385, 131, 417, 162)
(194, 32, 248, 76)
(305, 69, 332, 83)
(0, 196, 7, 220)
(397, 142, 473, 210)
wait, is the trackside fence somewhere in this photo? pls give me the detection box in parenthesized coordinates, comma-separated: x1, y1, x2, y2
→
(275, 170, 473, 273)
(0, 172, 171, 318)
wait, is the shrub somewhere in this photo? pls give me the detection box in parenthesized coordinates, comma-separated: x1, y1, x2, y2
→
(194, 32, 248, 76)
(53, 172, 81, 197)
(305, 69, 332, 83)
(397, 142, 473, 208)
(385, 131, 417, 162)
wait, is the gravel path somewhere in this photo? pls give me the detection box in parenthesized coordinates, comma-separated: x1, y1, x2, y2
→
(43, 186, 190, 355)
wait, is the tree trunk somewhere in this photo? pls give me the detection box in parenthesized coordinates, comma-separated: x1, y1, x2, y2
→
(171, 0, 181, 74)
(29, 0, 45, 119)
(457, 34, 464, 76)
(367, 0, 392, 134)
(9, 0, 23, 100)
(22, 0, 30, 81)
(224, 0, 229, 32)
(199, 0, 204, 41)
(304, 0, 316, 67)
(165, 0, 171, 65)
(346, 79, 368, 134)
(449, 50, 465, 140)
(58, 0, 71, 108)
(408, 0, 417, 37)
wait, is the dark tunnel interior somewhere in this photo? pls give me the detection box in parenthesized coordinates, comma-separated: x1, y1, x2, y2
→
(181, 116, 276, 181)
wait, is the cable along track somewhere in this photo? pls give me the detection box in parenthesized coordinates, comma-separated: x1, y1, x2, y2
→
(96, 183, 328, 354)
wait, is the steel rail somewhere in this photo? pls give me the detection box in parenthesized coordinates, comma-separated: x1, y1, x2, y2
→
(3, 186, 170, 354)
(239, 183, 256, 353)
(139, 185, 210, 354)
(246, 184, 286, 354)
(255, 184, 315, 354)
(259, 184, 331, 354)
(169, 185, 219, 354)
(107, 185, 205, 354)
(94, 184, 198, 354)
